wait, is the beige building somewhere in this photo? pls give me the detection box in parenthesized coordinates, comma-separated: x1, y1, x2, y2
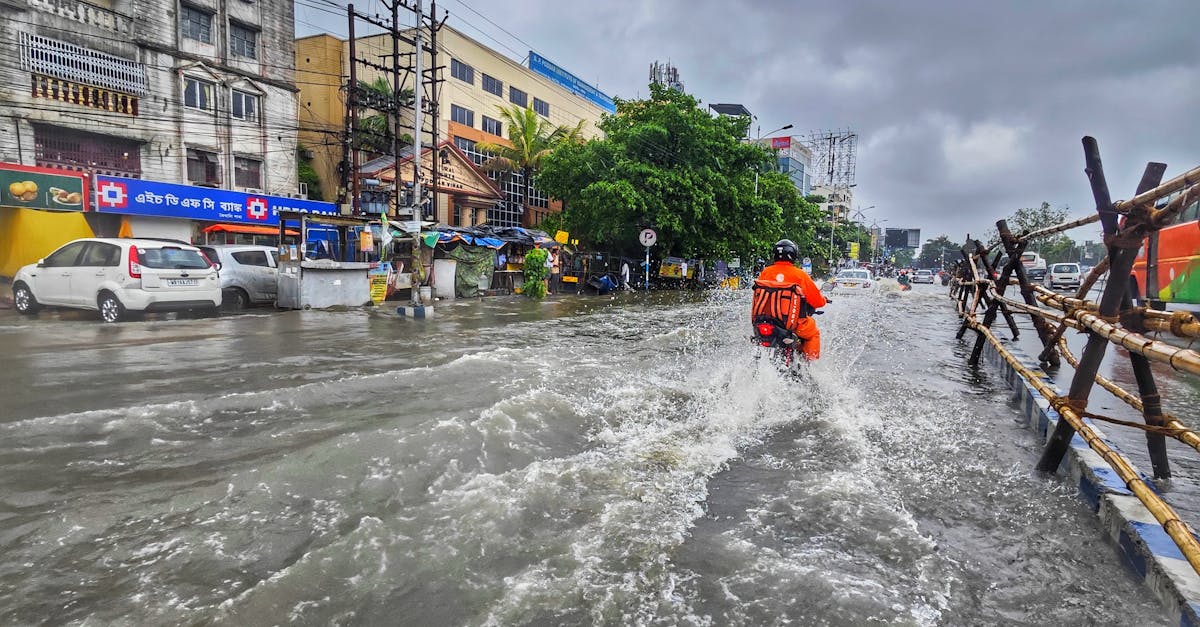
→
(297, 24, 609, 228)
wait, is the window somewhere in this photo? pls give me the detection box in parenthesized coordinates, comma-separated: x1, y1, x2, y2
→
(231, 90, 258, 122)
(509, 86, 527, 108)
(482, 73, 502, 97)
(43, 241, 88, 267)
(183, 77, 214, 111)
(533, 97, 549, 117)
(450, 104, 474, 127)
(230, 23, 257, 59)
(138, 247, 210, 269)
(187, 148, 220, 185)
(231, 250, 270, 267)
(482, 116, 501, 136)
(181, 6, 212, 43)
(450, 58, 474, 84)
(234, 157, 262, 188)
(80, 242, 121, 266)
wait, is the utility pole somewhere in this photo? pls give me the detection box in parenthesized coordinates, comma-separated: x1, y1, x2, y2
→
(410, 0, 424, 306)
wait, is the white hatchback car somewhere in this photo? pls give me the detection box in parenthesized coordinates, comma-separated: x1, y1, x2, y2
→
(12, 238, 222, 322)
(825, 268, 874, 294)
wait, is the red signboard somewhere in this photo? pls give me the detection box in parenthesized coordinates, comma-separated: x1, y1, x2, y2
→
(770, 136, 791, 149)
(0, 162, 89, 211)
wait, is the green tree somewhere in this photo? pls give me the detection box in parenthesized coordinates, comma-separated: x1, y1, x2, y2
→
(537, 83, 822, 262)
(475, 105, 583, 219)
(982, 201, 1075, 262)
(917, 235, 963, 269)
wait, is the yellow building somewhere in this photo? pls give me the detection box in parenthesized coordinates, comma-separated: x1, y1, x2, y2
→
(296, 25, 610, 228)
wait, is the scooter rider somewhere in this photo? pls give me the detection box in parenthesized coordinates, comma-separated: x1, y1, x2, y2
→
(752, 239, 828, 360)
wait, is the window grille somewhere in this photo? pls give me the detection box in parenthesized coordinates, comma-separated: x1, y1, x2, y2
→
(181, 5, 212, 42)
(187, 148, 221, 185)
(19, 32, 147, 95)
(230, 23, 257, 59)
(34, 125, 142, 177)
(234, 157, 261, 188)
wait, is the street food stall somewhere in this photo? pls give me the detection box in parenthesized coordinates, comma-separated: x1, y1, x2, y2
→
(276, 211, 373, 309)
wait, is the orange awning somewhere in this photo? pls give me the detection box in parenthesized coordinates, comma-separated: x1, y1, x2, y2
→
(203, 223, 298, 236)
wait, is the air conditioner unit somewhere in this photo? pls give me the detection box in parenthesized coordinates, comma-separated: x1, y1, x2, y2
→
(288, 193, 306, 199)
(243, 188, 264, 194)
(298, 182, 308, 196)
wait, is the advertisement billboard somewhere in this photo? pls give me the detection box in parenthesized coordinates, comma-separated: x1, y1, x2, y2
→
(770, 136, 791, 149)
(885, 228, 922, 249)
(1, 163, 87, 212)
(528, 51, 616, 113)
(93, 175, 338, 226)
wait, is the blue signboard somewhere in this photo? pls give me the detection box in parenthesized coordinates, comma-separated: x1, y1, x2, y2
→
(93, 175, 338, 226)
(527, 51, 616, 114)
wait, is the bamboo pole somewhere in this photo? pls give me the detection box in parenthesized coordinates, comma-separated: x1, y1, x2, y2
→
(965, 318, 1200, 576)
(1018, 213, 1102, 243)
(1113, 164, 1200, 214)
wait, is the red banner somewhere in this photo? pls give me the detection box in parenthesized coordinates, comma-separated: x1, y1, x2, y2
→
(770, 136, 791, 149)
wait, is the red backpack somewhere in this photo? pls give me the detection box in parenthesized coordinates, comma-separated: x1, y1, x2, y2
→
(751, 279, 807, 330)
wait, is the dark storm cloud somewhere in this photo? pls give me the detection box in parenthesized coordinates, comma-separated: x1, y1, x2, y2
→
(300, 0, 1200, 241)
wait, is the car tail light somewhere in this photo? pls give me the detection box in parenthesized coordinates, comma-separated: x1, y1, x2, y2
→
(128, 247, 142, 279)
(865, 281, 872, 288)
(756, 323, 775, 337)
(199, 251, 215, 268)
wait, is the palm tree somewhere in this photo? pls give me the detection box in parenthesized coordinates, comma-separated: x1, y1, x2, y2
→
(475, 105, 584, 218)
(354, 77, 412, 156)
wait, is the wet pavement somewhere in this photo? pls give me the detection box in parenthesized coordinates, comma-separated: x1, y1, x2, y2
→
(0, 285, 1183, 625)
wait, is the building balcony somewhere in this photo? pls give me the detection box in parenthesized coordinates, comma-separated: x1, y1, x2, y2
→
(26, 0, 132, 37)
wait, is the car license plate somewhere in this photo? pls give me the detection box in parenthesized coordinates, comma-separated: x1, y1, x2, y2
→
(167, 279, 199, 286)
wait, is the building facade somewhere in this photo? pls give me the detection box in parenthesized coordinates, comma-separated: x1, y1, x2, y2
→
(1, 0, 302, 243)
(297, 25, 609, 229)
(753, 136, 812, 197)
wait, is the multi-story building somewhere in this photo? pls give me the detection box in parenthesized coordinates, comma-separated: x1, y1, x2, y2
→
(753, 136, 812, 197)
(1, 0, 302, 244)
(297, 24, 610, 229)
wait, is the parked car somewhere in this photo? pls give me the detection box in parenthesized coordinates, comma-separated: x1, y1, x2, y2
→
(824, 268, 875, 294)
(911, 269, 935, 284)
(12, 238, 221, 322)
(1045, 262, 1082, 290)
(196, 244, 279, 309)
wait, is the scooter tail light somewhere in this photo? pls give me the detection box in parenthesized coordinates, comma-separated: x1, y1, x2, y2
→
(756, 323, 775, 337)
(128, 247, 142, 279)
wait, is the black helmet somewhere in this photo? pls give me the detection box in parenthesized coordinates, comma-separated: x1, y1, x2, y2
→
(772, 239, 798, 263)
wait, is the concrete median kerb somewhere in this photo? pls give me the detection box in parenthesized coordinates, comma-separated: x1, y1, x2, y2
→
(985, 343, 1200, 627)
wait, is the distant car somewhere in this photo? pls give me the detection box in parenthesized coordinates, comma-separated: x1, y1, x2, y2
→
(1045, 262, 1082, 290)
(911, 269, 935, 284)
(12, 238, 221, 322)
(825, 268, 874, 293)
(196, 244, 279, 309)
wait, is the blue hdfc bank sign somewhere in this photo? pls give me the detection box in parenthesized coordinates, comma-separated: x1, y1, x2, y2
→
(527, 51, 616, 114)
(93, 175, 338, 226)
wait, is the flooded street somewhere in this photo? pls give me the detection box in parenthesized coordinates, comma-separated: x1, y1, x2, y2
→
(0, 287, 1174, 625)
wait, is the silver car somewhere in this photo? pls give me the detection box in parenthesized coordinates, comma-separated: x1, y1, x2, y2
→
(197, 244, 279, 309)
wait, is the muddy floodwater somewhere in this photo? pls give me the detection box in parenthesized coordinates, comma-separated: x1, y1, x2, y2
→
(0, 285, 1174, 625)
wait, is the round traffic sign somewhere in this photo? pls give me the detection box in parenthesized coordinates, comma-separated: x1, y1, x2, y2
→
(639, 228, 657, 247)
(802, 257, 811, 265)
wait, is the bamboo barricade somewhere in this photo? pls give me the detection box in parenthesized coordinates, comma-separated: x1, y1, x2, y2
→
(952, 136, 1200, 576)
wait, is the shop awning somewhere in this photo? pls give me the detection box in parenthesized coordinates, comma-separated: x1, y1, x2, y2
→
(204, 223, 298, 236)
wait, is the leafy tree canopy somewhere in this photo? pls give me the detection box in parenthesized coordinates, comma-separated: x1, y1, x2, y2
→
(916, 235, 964, 268)
(536, 84, 821, 261)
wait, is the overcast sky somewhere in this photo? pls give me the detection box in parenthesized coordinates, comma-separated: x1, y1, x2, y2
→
(297, 0, 1200, 245)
